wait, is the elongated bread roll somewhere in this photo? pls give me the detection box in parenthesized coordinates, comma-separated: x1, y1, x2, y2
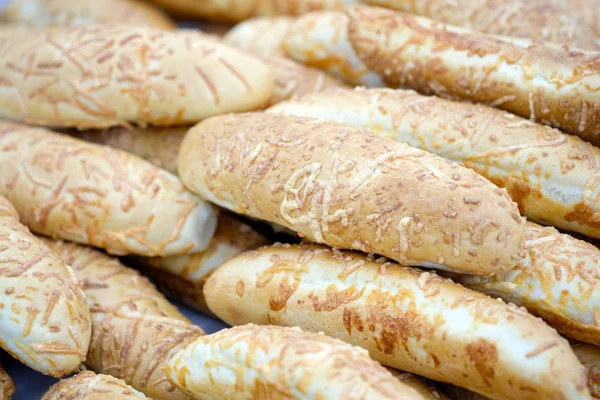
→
(347, 6, 600, 145)
(386, 369, 449, 400)
(282, 11, 383, 86)
(42, 371, 147, 400)
(0, 122, 217, 257)
(179, 112, 525, 275)
(571, 341, 600, 398)
(0, 365, 15, 400)
(166, 324, 433, 399)
(224, 16, 294, 57)
(135, 214, 269, 314)
(451, 222, 600, 345)
(363, 0, 600, 51)
(267, 88, 600, 238)
(0, 196, 91, 377)
(41, 238, 204, 400)
(0, 26, 272, 128)
(204, 243, 590, 400)
(0, 0, 176, 29)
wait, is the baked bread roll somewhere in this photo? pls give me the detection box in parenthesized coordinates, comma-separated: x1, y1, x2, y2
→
(0, 365, 15, 400)
(386, 369, 449, 400)
(363, 0, 600, 51)
(165, 323, 434, 399)
(0, 196, 91, 377)
(134, 214, 270, 314)
(179, 112, 525, 276)
(203, 243, 590, 400)
(224, 16, 294, 57)
(282, 11, 383, 86)
(0, 0, 175, 29)
(451, 222, 600, 345)
(267, 87, 600, 238)
(41, 238, 204, 400)
(41, 371, 147, 400)
(347, 6, 600, 145)
(0, 122, 217, 257)
(0, 26, 273, 129)
(571, 341, 600, 399)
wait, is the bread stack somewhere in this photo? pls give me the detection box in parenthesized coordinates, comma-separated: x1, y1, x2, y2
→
(0, 1, 598, 400)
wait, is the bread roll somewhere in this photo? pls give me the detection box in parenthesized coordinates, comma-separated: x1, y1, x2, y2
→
(41, 371, 147, 400)
(571, 341, 600, 398)
(0, 196, 91, 377)
(0, 365, 15, 400)
(179, 112, 525, 276)
(41, 238, 204, 400)
(267, 87, 600, 238)
(135, 214, 270, 314)
(363, 0, 600, 51)
(203, 243, 590, 400)
(347, 6, 600, 145)
(143, 0, 356, 22)
(224, 16, 294, 57)
(165, 323, 434, 399)
(0, 0, 175, 29)
(385, 369, 449, 400)
(0, 25, 273, 128)
(451, 222, 600, 345)
(282, 11, 383, 86)
(0, 122, 217, 257)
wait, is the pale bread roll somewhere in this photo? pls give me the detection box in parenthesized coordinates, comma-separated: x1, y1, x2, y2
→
(385, 369, 449, 400)
(178, 112, 525, 276)
(0, 0, 176, 29)
(0, 365, 15, 400)
(0, 122, 217, 257)
(203, 243, 590, 400)
(363, 0, 600, 50)
(282, 11, 383, 86)
(41, 371, 147, 400)
(224, 16, 294, 57)
(0, 26, 273, 128)
(165, 324, 433, 400)
(0, 196, 91, 377)
(267, 87, 600, 238)
(347, 6, 600, 145)
(41, 238, 204, 400)
(571, 341, 600, 399)
(135, 214, 270, 314)
(452, 222, 600, 345)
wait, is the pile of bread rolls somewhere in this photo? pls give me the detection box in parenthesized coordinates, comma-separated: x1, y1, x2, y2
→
(0, 0, 598, 399)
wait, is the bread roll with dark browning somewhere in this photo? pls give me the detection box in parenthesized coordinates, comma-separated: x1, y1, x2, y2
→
(282, 11, 383, 86)
(41, 238, 204, 400)
(347, 6, 600, 145)
(0, 365, 15, 400)
(224, 16, 294, 57)
(0, 0, 176, 30)
(42, 371, 148, 400)
(179, 112, 525, 275)
(0, 25, 273, 128)
(165, 324, 433, 399)
(135, 214, 269, 314)
(0, 196, 91, 377)
(571, 341, 600, 399)
(0, 122, 217, 257)
(362, 0, 600, 50)
(267, 87, 600, 238)
(203, 243, 590, 400)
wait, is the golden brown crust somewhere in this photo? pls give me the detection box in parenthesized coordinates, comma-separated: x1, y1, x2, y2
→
(41, 238, 204, 400)
(0, 25, 273, 128)
(204, 243, 590, 400)
(0, 196, 91, 377)
(386, 368, 449, 400)
(135, 214, 270, 315)
(179, 112, 525, 276)
(267, 87, 600, 238)
(0, 0, 176, 30)
(166, 324, 432, 399)
(0, 365, 15, 400)
(41, 370, 147, 400)
(363, 0, 600, 50)
(0, 122, 217, 257)
(571, 341, 600, 399)
(224, 16, 294, 57)
(347, 6, 600, 145)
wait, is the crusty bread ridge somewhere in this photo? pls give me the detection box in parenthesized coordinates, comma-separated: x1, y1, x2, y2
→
(41, 371, 147, 400)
